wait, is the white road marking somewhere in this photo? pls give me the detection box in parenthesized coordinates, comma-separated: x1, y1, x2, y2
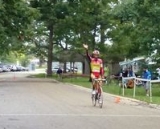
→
(0, 114, 160, 117)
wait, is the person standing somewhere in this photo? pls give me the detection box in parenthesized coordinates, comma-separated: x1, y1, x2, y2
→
(56, 67, 63, 80)
(142, 68, 151, 96)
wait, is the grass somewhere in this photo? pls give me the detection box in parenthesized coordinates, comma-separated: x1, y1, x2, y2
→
(34, 73, 160, 105)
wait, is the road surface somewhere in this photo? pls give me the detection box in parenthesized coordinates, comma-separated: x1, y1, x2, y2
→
(0, 71, 160, 129)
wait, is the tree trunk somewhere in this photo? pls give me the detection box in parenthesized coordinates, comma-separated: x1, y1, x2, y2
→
(73, 62, 75, 73)
(82, 61, 85, 74)
(69, 62, 72, 73)
(47, 24, 54, 77)
(63, 62, 67, 73)
(84, 58, 90, 74)
(39, 56, 44, 68)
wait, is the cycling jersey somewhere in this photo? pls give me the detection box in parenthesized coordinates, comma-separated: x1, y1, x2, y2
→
(86, 50, 104, 78)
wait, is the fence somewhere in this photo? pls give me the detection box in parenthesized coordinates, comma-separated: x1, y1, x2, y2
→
(122, 77, 160, 102)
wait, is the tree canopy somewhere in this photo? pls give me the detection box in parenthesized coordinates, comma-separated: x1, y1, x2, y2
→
(0, 0, 38, 54)
(1, 0, 160, 74)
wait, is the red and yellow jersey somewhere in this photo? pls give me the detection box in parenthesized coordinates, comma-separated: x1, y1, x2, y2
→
(90, 58, 103, 73)
(86, 50, 104, 78)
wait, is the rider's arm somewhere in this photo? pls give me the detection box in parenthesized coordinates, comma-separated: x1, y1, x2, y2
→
(83, 44, 91, 62)
(85, 49, 91, 62)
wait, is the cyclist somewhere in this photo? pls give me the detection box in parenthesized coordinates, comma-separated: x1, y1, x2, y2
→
(83, 44, 104, 95)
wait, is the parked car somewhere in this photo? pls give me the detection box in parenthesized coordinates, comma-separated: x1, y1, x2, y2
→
(46, 67, 71, 74)
(0, 65, 10, 72)
(51, 67, 58, 73)
(5, 65, 12, 71)
(52, 67, 70, 73)
(67, 67, 78, 73)
(21, 66, 29, 71)
(151, 72, 159, 80)
(16, 66, 21, 71)
(10, 65, 17, 71)
(52, 67, 64, 73)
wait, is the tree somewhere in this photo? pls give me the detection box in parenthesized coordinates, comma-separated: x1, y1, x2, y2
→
(0, 0, 38, 54)
(30, 0, 76, 76)
(0, 51, 30, 67)
(109, 0, 160, 62)
(29, 0, 126, 76)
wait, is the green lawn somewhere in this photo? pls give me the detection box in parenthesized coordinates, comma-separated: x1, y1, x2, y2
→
(34, 73, 160, 105)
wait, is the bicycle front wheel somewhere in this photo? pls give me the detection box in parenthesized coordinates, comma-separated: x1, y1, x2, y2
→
(92, 93, 97, 106)
(98, 94, 103, 108)
(98, 87, 103, 108)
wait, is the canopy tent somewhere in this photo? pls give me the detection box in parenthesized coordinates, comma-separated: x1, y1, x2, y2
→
(119, 57, 144, 98)
(119, 57, 145, 73)
(119, 57, 158, 103)
(119, 57, 145, 66)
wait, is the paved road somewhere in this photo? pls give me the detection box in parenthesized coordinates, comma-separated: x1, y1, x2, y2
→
(0, 70, 45, 79)
(0, 72, 160, 129)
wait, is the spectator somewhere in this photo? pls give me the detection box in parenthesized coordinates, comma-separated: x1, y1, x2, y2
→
(57, 67, 63, 80)
(142, 68, 151, 96)
(128, 68, 135, 77)
(126, 68, 135, 88)
(121, 68, 129, 88)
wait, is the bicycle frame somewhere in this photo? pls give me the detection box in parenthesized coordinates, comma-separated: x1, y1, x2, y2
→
(93, 79, 103, 94)
(92, 78, 106, 108)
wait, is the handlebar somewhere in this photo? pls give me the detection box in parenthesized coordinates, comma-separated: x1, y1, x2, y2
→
(93, 78, 106, 81)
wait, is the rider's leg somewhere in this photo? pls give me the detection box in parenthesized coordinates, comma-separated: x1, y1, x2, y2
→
(91, 80, 97, 95)
(91, 73, 96, 94)
(97, 81, 102, 95)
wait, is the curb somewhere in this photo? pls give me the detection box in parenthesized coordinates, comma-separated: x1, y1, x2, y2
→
(64, 82, 160, 110)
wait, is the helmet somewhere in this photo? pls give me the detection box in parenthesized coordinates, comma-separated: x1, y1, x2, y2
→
(92, 50, 100, 55)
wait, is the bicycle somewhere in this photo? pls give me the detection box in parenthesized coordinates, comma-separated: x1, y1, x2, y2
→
(91, 78, 106, 108)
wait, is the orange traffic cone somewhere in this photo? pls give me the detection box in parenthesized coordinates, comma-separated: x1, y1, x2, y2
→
(115, 96, 121, 103)
(13, 73, 16, 80)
